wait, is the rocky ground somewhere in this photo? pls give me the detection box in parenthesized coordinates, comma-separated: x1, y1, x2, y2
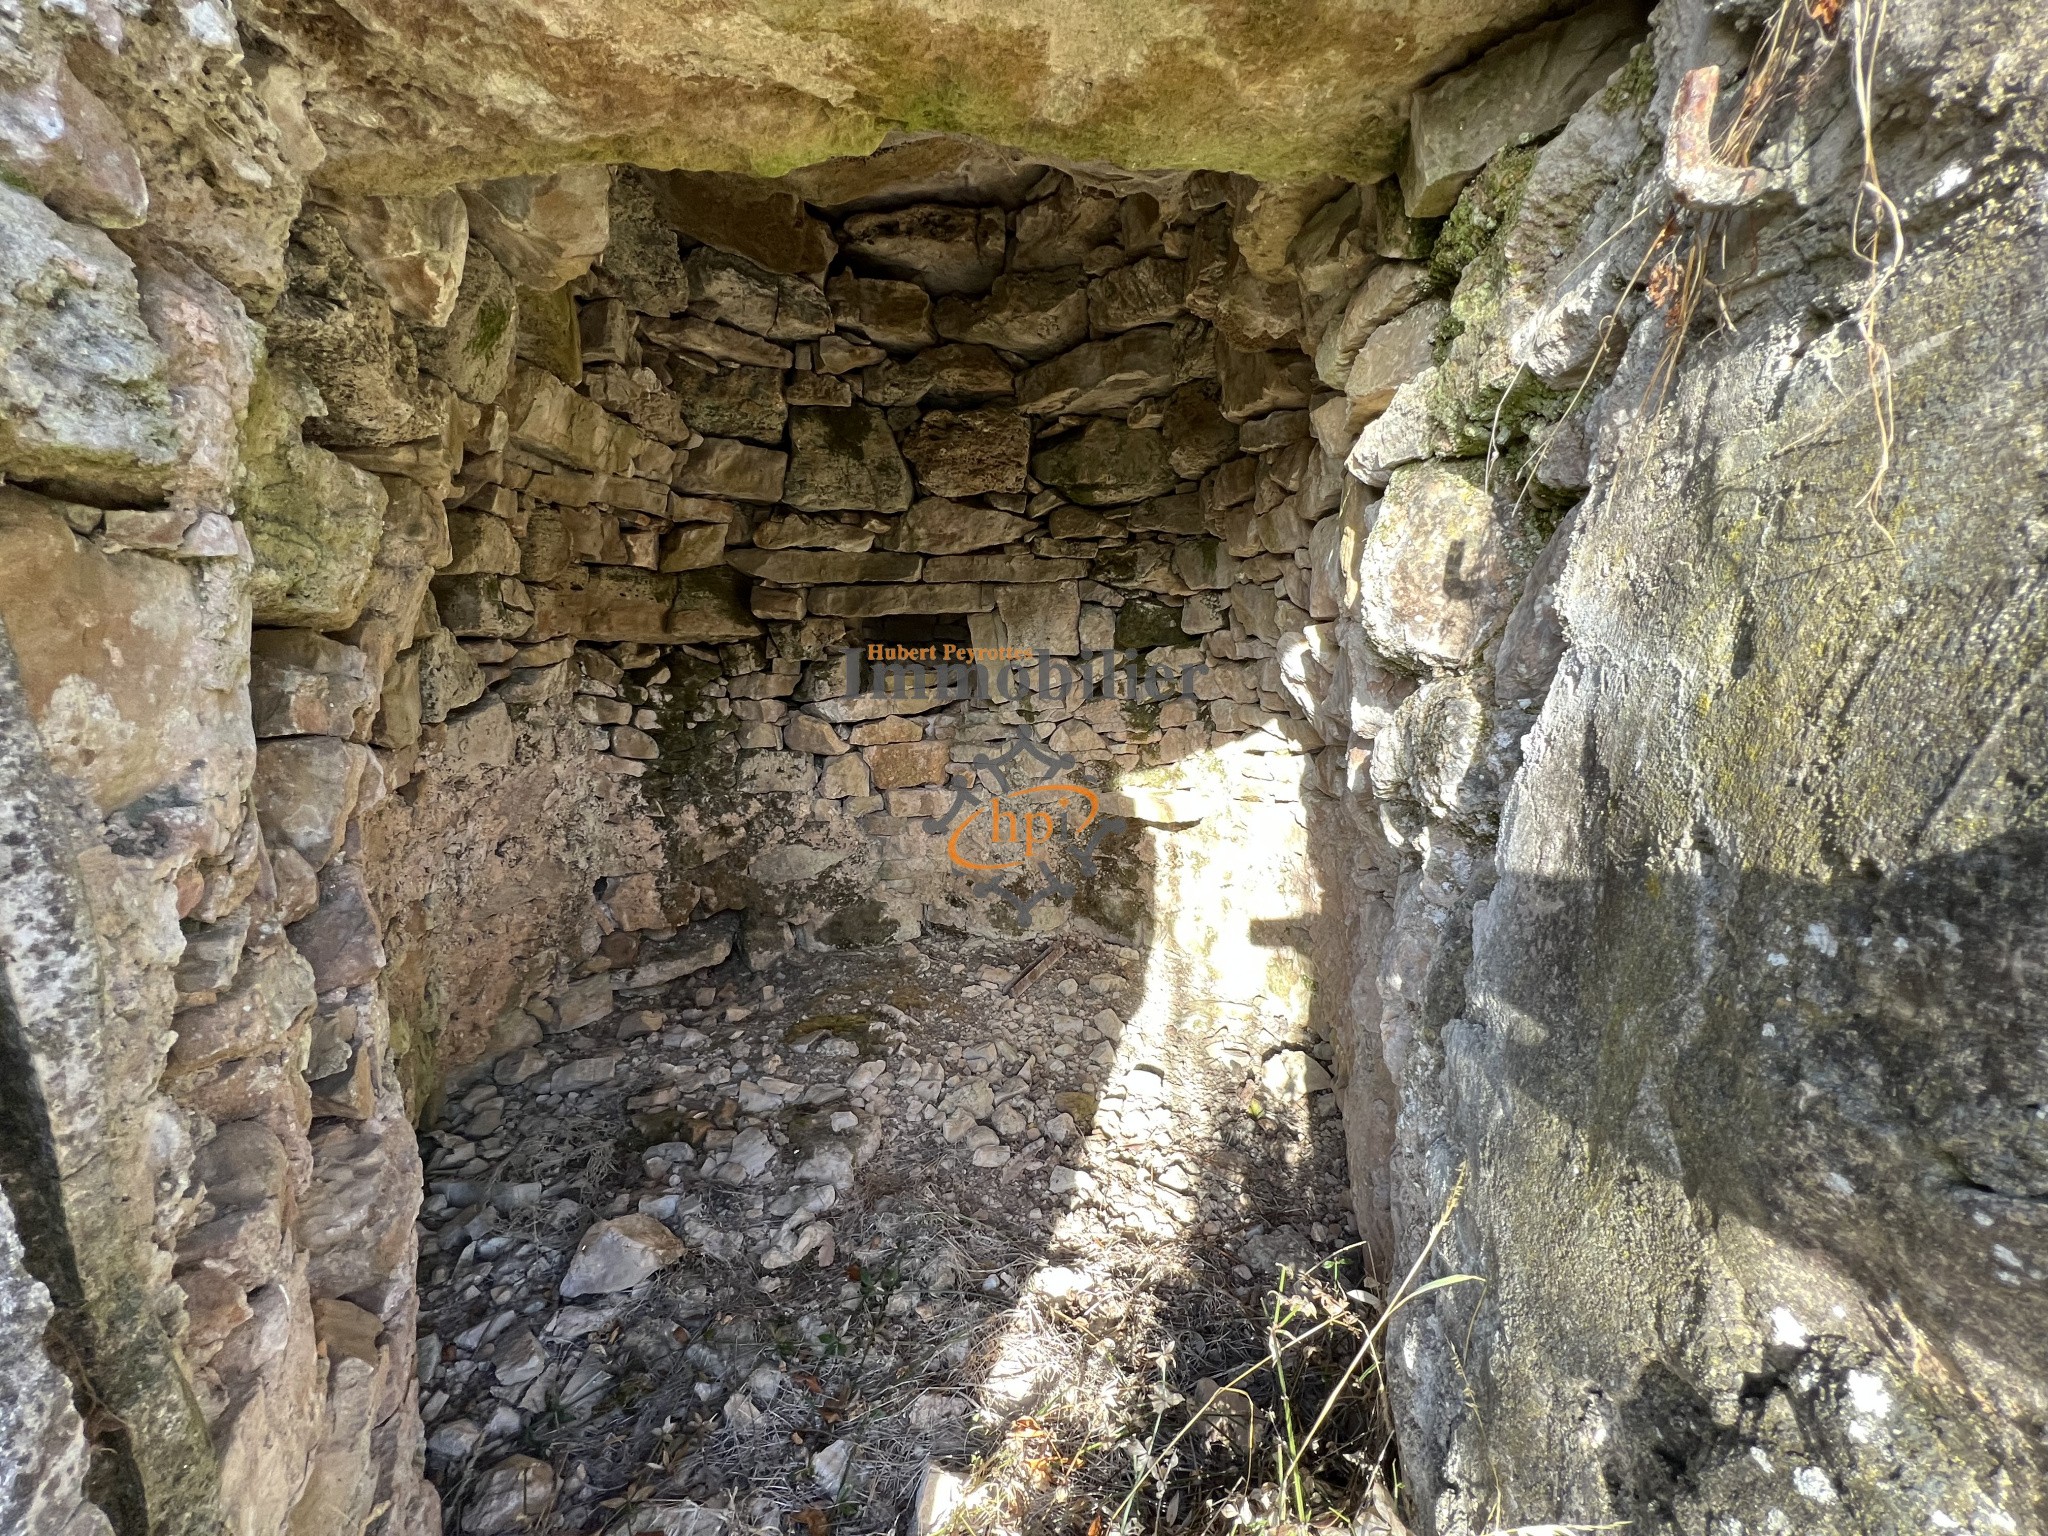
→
(414, 929, 1382, 1536)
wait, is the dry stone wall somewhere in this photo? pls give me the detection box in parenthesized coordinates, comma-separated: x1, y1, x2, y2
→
(269, 148, 1385, 1023)
(1, 0, 2044, 1533)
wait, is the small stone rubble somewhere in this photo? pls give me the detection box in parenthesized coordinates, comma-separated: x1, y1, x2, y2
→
(415, 929, 1350, 1536)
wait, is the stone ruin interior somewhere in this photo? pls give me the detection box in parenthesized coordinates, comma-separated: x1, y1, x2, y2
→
(1, 1, 2044, 1536)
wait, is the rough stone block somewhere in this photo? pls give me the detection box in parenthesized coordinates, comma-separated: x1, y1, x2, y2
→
(167, 944, 318, 1078)
(648, 169, 836, 281)
(1359, 462, 1524, 670)
(300, 1115, 421, 1301)
(1347, 369, 1439, 485)
(738, 751, 817, 794)
(1018, 326, 1179, 416)
(1400, 0, 1646, 218)
(807, 584, 993, 617)
(444, 510, 522, 575)
(0, 58, 148, 229)
(681, 246, 775, 334)
(671, 436, 788, 503)
(255, 737, 369, 868)
(671, 364, 786, 444)
(431, 573, 532, 640)
(995, 582, 1082, 657)
(500, 363, 638, 473)
(628, 919, 739, 987)
(826, 274, 934, 351)
(754, 514, 875, 552)
(0, 185, 177, 501)
(784, 406, 912, 512)
(289, 862, 388, 993)
(591, 167, 691, 317)
(269, 215, 456, 449)
(319, 189, 470, 324)
(933, 274, 1088, 360)
(752, 586, 805, 621)
(1314, 261, 1431, 389)
(816, 753, 872, 799)
(1219, 345, 1316, 422)
(785, 370, 853, 407)
(861, 344, 1013, 408)
(514, 281, 583, 385)
(417, 629, 487, 722)
(439, 695, 516, 769)
(640, 313, 792, 369)
(1089, 257, 1188, 334)
(1161, 384, 1239, 477)
(1012, 175, 1121, 271)
(661, 522, 728, 571)
(902, 406, 1031, 497)
(783, 714, 849, 755)
(865, 741, 952, 790)
(925, 554, 1087, 583)
(251, 630, 380, 738)
(839, 204, 1004, 295)
(816, 334, 887, 374)
(1031, 420, 1177, 506)
(727, 549, 920, 584)
(1346, 300, 1448, 414)
(881, 496, 1034, 554)
(1491, 506, 1576, 705)
(461, 166, 612, 288)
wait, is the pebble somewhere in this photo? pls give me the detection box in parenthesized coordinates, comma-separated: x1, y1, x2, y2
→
(558, 1215, 685, 1298)
(547, 1055, 619, 1091)
(812, 1438, 854, 1498)
(846, 1060, 886, 1091)
(490, 1329, 545, 1386)
(462, 1455, 555, 1535)
(991, 1103, 1028, 1138)
(425, 1418, 482, 1461)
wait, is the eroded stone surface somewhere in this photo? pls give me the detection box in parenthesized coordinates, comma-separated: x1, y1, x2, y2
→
(4, 6, 2040, 1534)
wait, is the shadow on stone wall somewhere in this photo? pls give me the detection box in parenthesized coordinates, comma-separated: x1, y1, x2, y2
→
(1393, 817, 2047, 1531)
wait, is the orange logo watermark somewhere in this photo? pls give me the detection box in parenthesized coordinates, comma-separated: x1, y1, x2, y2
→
(921, 726, 1126, 922)
(946, 784, 1101, 872)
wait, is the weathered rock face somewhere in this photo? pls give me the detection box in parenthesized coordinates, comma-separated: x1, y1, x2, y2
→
(1323, 2, 2048, 1533)
(1, 0, 2043, 1533)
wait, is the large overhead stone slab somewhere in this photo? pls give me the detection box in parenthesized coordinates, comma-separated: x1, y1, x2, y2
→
(265, 4, 1559, 196)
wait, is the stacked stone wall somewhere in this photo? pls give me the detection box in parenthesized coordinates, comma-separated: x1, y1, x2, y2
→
(1, 0, 2043, 1530)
